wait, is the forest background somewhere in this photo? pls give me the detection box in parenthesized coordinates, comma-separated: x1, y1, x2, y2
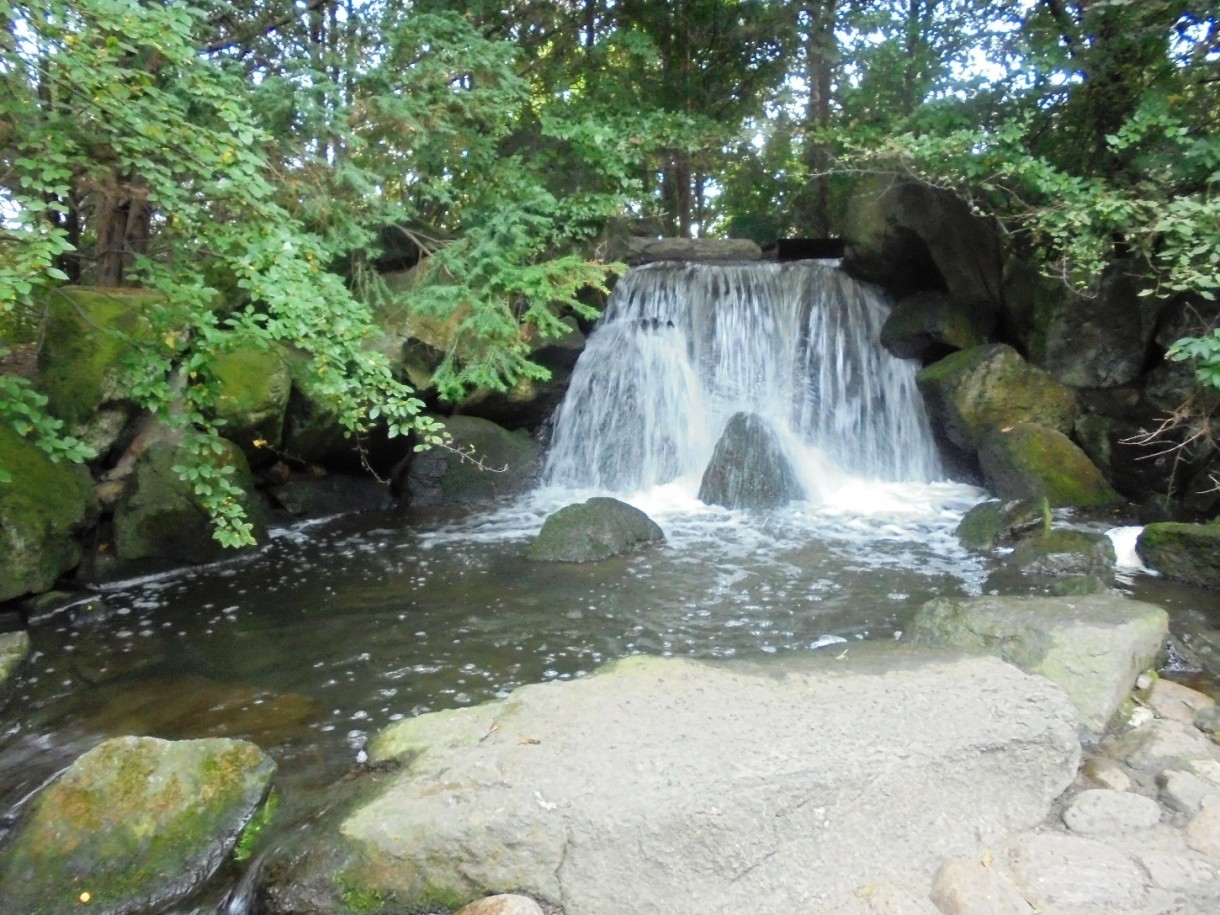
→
(2, 0, 1218, 544)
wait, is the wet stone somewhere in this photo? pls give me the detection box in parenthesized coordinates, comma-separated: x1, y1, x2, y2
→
(1109, 718, 1220, 777)
(1061, 788, 1162, 835)
(1004, 833, 1150, 911)
(1081, 755, 1133, 792)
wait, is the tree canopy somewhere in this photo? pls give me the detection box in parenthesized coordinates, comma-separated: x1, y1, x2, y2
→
(3, 0, 1218, 540)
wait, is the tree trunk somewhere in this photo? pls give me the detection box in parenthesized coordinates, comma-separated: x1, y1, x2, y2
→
(801, 0, 838, 238)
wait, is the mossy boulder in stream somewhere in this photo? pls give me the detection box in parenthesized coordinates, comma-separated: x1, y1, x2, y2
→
(527, 497, 664, 562)
(977, 423, 1124, 507)
(0, 735, 275, 915)
(1136, 523, 1220, 590)
(917, 344, 1076, 451)
(908, 593, 1168, 740)
(0, 425, 100, 601)
(112, 437, 267, 563)
(955, 498, 1048, 552)
(1007, 529, 1116, 578)
(403, 415, 541, 506)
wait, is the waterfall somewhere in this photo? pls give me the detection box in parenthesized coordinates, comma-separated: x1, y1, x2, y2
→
(542, 261, 943, 500)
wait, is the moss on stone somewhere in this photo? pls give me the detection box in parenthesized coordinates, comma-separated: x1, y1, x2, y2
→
(527, 497, 665, 562)
(210, 342, 291, 456)
(0, 425, 99, 601)
(955, 498, 1047, 551)
(977, 423, 1124, 507)
(405, 415, 542, 507)
(0, 736, 275, 915)
(36, 286, 163, 428)
(917, 344, 1077, 451)
(1136, 523, 1220, 589)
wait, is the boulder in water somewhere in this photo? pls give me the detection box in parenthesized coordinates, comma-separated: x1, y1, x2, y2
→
(402, 415, 541, 507)
(1137, 523, 1220, 590)
(527, 497, 664, 562)
(266, 649, 1078, 914)
(698, 412, 804, 509)
(0, 735, 275, 915)
(1007, 530, 1117, 578)
(955, 498, 1047, 552)
(907, 593, 1168, 740)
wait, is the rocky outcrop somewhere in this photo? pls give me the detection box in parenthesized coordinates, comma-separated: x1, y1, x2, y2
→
(402, 415, 541, 507)
(271, 650, 1079, 915)
(1006, 529, 1116, 578)
(907, 594, 1168, 740)
(527, 497, 664, 562)
(879, 290, 996, 361)
(977, 423, 1124, 507)
(843, 178, 1004, 308)
(0, 735, 275, 915)
(0, 425, 99, 601)
(1002, 259, 1164, 388)
(1137, 523, 1220, 589)
(917, 344, 1076, 451)
(697, 412, 805, 509)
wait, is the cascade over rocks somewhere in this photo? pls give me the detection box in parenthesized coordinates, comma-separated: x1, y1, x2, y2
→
(0, 735, 275, 915)
(907, 593, 1168, 740)
(697, 411, 805, 509)
(268, 650, 1080, 915)
(527, 497, 664, 562)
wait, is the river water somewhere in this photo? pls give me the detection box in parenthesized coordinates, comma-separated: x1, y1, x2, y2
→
(1, 261, 1217, 911)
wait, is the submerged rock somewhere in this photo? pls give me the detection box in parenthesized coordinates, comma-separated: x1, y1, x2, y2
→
(0, 424, 100, 601)
(0, 735, 275, 915)
(1137, 523, 1220, 590)
(278, 649, 1078, 914)
(697, 411, 804, 509)
(977, 423, 1124, 507)
(907, 593, 1168, 740)
(527, 497, 664, 562)
(402, 415, 541, 507)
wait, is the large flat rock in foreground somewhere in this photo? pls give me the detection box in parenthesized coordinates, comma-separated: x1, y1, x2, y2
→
(337, 649, 1080, 914)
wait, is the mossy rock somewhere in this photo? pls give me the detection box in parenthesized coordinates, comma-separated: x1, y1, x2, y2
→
(0, 630, 30, 692)
(112, 437, 267, 563)
(527, 497, 664, 562)
(210, 341, 292, 460)
(917, 344, 1076, 452)
(977, 423, 1124, 507)
(0, 425, 100, 601)
(37, 287, 162, 429)
(1136, 523, 1220, 590)
(1008, 529, 1116, 578)
(404, 416, 542, 507)
(955, 498, 1047, 552)
(879, 291, 996, 361)
(0, 735, 275, 915)
(697, 412, 804, 509)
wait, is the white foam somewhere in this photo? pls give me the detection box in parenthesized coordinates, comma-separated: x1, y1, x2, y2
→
(1108, 525, 1157, 574)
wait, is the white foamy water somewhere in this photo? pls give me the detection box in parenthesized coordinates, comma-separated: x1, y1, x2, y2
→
(1108, 525, 1157, 574)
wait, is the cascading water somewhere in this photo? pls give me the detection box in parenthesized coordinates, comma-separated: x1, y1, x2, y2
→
(543, 260, 943, 500)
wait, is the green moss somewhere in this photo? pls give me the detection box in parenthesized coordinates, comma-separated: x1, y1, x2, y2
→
(1137, 523, 1220, 589)
(36, 286, 163, 427)
(978, 423, 1123, 507)
(211, 342, 291, 453)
